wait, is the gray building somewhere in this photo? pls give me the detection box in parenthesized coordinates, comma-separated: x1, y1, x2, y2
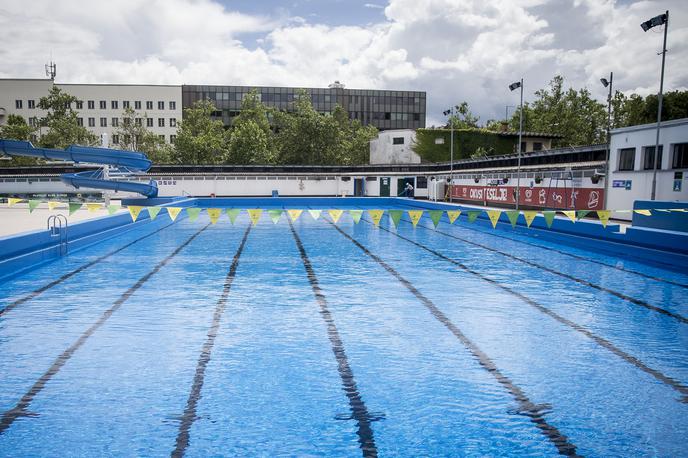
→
(182, 84, 426, 131)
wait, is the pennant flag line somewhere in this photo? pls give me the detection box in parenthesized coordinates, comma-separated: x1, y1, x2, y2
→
(226, 208, 240, 224)
(167, 207, 182, 221)
(408, 210, 423, 227)
(48, 201, 61, 211)
(268, 209, 282, 224)
(128, 206, 143, 222)
(308, 209, 322, 221)
(288, 209, 303, 222)
(247, 209, 262, 225)
(187, 207, 201, 222)
(368, 209, 384, 226)
(388, 210, 403, 228)
(523, 211, 537, 228)
(8, 198, 23, 207)
(329, 209, 344, 224)
(597, 210, 611, 228)
(505, 210, 519, 228)
(428, 210, 443, 228)
(486, 210, 501, 228)
(447, 210, 461, 224)
(28, 200, 40, 213)
(349, 210, 363, 224)
(69, 203, 82, 215)
(208, 208, 222, 224)
(86, 203, 102, 213)
(467, 210, 481, 223)
(634, 209, 651, 216)
(147, 207, 161, 220)
(543, 211, 556, 228)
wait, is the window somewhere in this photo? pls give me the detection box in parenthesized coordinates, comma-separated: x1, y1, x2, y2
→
(618, 148, 635, 171)
(88, 117, 96, 127)
(672, 143, 688, 169)
(100, 117, 107, 127)
(111, 101, 118, 109)
(112, 135, 119, 145)
(384, 112, 391, 120)
(413, 113, 420, 121)
(159, 134, 165, 142)
(392, 137, 405, 145)
(146, 118, 153, 127)
(158, 118, 165, 127)
(123, 117, 131, 126)
(77, 117, 83, 127)
(416, 176, 428, 189)
(642, 145, 663, 170)
(146, 101, 153, 110)
(123, 101, 129, 109)
(158, 101, 164, 110)
(135, 101, 141, 110)
(27, 100, 35, 109)
(15, 100, 22, 109)
(533, 142, 543, 151)
(135, 118, 142, 126)
(170, 101, 176, 110)
(28, 117, 37, 127)
(76, 101, 83, 109)
(520, 142, 526, 152)
(169, 118, 177, 127)
(100, 101, 106, 109)
(112, 117, 119, 127)
(88, 100, 95, 109)
(170, 135, 176, 144)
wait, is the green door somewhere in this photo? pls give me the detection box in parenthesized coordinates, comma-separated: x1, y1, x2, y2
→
(380, 177, 390, 197)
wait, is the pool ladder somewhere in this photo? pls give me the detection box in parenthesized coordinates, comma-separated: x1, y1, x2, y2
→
(47, 215, 68, 256)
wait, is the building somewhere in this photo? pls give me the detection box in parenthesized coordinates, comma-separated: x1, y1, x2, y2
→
(0, 79, 182, 146)
(608, 117, 688, 218)
(369, 129, 420, 164)
(181, 84, 426, 131)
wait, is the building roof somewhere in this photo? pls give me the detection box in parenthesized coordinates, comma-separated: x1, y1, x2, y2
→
(610, 117, 688, 134)
(420, 127, 563, 138)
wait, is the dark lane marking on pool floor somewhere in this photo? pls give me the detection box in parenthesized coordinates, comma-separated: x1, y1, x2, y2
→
(172, 225, 251, 458)
(0, 220, 177, 318)
(368, 219, 688, 404)
(0, 224, 210, 436)
(403, 218, 688, 325)
(328, 221, 579, 457)
(290, 219, 379, 458)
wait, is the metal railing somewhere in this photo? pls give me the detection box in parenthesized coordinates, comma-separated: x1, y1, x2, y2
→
(47, 214, 68, 256)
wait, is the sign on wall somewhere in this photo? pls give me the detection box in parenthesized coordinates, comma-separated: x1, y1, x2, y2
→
(451, 185, 604, 210)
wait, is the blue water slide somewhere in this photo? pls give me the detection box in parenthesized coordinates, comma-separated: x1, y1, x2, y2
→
(0, 139, 158, 197)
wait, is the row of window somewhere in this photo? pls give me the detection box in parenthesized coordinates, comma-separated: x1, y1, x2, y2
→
(76, 117, 177, 128)
(111, 134, 176, 145)
(618, 144, 688, 170)
(201, 92, 422, 106)
(371, 112, 420, 121)
(15, 100, 177, 111)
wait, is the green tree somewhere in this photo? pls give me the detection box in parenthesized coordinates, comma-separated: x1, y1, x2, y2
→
(114, 107, 172, 163)
(227, 89, 275, 164)
(173, 99, 228, 164)
(0, 115, 39, 165)
(446, 102, 480, 129)
(37, 86, 98, 149)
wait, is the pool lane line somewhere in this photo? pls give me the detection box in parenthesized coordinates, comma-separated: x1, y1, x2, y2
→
(325, 220, 579, 457)
(0, 220, 177, 318)
(364, 219, 688, 405)
(0, 224, 210, 437)
(289, 219, 379, 458)
(402, 217, 688, 325)
(172, 224, 251, 458)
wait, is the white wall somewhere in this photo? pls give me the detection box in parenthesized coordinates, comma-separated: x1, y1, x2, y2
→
(0, 79, 53, 130)
(369, 129, 420, 164)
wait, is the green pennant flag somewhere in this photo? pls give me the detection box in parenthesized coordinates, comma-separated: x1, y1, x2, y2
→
(226, 208, 240, 224)
(576, 210, 590, 220)
(428, 210, 443, 228)
(308, 209, 322, 220)
(505, 210, 519, 228)
(28, 200, 40, 213)
(147, 207, 161, 220)
(187, 207, 201, 222)
(467, 210, 481, 223)
(543, 211, 556, 228)
(69, 202, 82, 215)
(389, 210, 403, 228)
(107, 204, 119, 215)
(268, 209, 282, 224)
(349, 209, 363, 224)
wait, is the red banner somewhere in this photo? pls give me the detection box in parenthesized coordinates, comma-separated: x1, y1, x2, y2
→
(450, 185, 604, 210)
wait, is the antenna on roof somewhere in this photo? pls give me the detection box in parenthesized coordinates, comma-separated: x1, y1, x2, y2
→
(45, 61, 56, 80)
(328, 80, 345, 89)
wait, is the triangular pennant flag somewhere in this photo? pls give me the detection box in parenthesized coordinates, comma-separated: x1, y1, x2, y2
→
(447, 210, 461, 224)
(147, 207, 161, 220)
(186, 207, 201, 222)
(247, 209, 262, 225)
(86, 203, 102, 213)
(408, 210, 423, 227)
(69, 203, 82, 215)
(166, 207, 182, 221)
(633, 209, 651, 216)
(368, 209, 384, 226)
(308, 209, 322, 220)
(486, 210, 501, 228)
(670, 208, 688, 212)
(467, 210, 481, 223)
(28, 200, 40, 213)
(562, 210, 576, 223)
(543, 211, 556, 228)
(388, 210, 403, 228)
(329, 209, 344, 224)
(505, 210, 519, 228)
(597, 210, 611, 228)
(268, 209, 282, 224)
(226, 208, 240, 224)
(288, 209, 303, 222)
(48, 201, 61, 211)
(428, 210, 443, 228)
(128, 205, 143, 222)
(8, 198, 23, 207)
(349, 210, 363, 224)
(576, 210, 591, 220)
(207, 208, 222, 224)
(523, 211, 537, 228)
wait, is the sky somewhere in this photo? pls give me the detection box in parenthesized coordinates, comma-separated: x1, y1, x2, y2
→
(0, 0, 685, 126)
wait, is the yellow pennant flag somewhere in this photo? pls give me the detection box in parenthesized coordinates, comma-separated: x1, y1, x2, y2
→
(287, 209, 303, 222)
(597, 210, 611, 228)
(308, 209, 322, 220)
(207, 208, 222, 224)
(562, 210, 576, 223)
(48, 201, 61, 211)
(128, 206, 143, 222)
(447, 210, 461, 224)
(86, 203, 102, 213)
(407, 210, 424, 227)
(368, 209, 384, 226)
(167, 207, 182, 221)
(329, 209, 344, 224)
(523, 211, 538, 228)
(8, 198, 23, 207)
(147, 207, 161, 220)
(248, 209, 263, 225)
(486, 210, 501, 228)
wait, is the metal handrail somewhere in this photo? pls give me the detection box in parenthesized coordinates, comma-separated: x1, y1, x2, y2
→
(47, 214, 68, 255)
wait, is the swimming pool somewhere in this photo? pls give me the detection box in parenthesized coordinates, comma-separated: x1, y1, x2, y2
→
(1, 198, 687, 457)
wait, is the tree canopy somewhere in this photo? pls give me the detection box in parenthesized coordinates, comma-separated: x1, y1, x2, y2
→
(37, 86, 98, 149)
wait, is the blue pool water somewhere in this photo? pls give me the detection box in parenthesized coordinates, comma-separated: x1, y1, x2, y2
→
(1, 200, 687, 457)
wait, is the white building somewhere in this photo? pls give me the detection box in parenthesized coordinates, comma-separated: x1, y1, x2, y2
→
(608, 117, 688, 218)
(0, 79, 182, 146)
(369, 129, 420, 165)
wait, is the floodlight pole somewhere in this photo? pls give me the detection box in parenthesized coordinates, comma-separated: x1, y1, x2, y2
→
(516, 78, 523, 211)
(650, 10, 669, 201)
(603, 72, 613, 210)
(450, 106, 454, 202)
